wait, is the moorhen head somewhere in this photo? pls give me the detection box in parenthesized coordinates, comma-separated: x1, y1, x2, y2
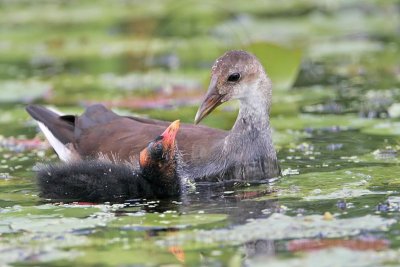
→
(37, 120, 188, 202)
(195, 50, 271, 124)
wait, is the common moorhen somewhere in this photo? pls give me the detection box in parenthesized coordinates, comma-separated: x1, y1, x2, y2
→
(37, 120, 188, 202)
(26, 50, 280, 182)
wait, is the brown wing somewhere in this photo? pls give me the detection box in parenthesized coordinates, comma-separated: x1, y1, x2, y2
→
(27, 104, 227, 162)
(73, 104, 227, 162)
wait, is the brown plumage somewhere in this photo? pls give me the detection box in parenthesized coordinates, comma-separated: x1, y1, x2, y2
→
(27, 50, 280, 183)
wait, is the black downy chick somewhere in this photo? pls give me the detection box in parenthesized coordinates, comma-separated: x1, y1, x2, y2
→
(37, 120, 188, 202)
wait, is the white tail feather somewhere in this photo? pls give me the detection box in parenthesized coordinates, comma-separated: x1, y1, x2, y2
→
(34, 106, 73, 162)
(37, 122, 73, 162)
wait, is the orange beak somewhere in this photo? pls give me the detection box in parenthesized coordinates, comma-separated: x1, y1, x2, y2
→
(160, 120, 180, 150)
(139, 120, 180, 167)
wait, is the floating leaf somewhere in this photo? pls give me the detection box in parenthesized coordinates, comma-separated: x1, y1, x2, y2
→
(160, 213, 396, 247)
(246, 42, 303, 89)
(109, 212, 227, 230)
(0, 80, 52, 103)
(248, 247, 400, 267)
(361, 121, 400, 136)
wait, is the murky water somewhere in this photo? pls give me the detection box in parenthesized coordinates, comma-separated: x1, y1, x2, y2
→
(1, 1, 400, 266)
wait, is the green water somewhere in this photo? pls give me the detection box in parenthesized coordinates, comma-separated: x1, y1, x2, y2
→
(1, 0, 400, 266)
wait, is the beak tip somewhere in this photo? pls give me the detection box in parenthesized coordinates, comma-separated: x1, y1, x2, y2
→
(194, 82, 222, 125)
(172, 119, 180, 129)
(194, 110, 202, 125)
(162, 120, 181, 139)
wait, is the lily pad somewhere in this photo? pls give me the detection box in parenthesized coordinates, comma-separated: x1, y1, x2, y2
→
(247, 42, 303, 89)
(256, 166, 400, 201)
(247, 247, 400, 267)
(0, 204, 113, 234)
(160, 213, 396, 247)
(0, 80, 52, 103)
(109, 212, 227, 230)
(361, 121, 400, 136)
(308, 39, 383, 59)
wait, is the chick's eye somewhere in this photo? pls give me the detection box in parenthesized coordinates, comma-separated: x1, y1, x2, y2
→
(147, 141, 162, 156)
(155, 143, 163, 154)
(227, 72, 241, 82)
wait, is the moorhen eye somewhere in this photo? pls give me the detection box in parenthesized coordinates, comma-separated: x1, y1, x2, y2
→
(227, 72, 241, 82)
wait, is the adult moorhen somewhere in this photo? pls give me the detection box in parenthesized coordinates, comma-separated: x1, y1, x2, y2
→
(37, 120, 189, 202)
(26, 50, 280, 183)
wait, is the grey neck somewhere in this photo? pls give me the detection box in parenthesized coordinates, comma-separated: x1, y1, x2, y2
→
(227, 75, 272, 146)
(231, 94, 270, 135)
(192, 79, 280, 182)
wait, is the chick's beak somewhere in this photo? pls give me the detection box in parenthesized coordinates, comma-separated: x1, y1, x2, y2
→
(160, 120, 180, 149)
(194, 77, 225, 124)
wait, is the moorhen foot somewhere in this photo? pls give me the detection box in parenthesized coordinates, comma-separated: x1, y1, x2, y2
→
(37, 121, 189, 202)
(27, 50, 280, 183)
